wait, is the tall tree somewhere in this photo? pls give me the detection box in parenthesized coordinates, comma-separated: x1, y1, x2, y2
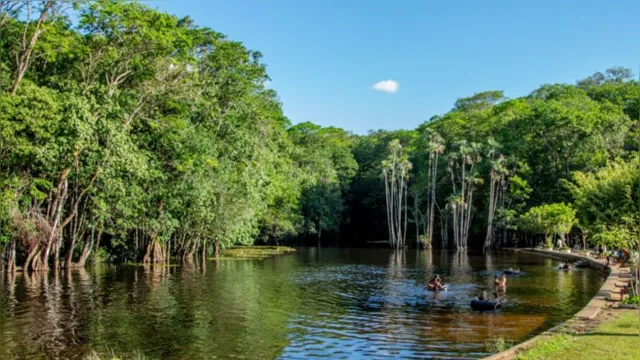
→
(483, 139, 506, 251)
(422, 130, 445, 249)
(381, 139, 412, 250)
(448, 141, 482, 249)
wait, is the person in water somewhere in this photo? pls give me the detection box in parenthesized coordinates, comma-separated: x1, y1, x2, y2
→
(428, 275, 444, 290)
(494, 273, 507, 289)
(560, 262, 570, 270)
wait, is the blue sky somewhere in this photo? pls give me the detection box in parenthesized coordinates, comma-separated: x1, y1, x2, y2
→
(148, 0, 640, 134)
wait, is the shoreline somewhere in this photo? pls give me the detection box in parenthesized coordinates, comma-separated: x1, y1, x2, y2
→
(484, 248, 621, 360)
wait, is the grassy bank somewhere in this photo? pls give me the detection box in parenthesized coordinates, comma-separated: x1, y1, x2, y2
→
(84, 350, 146, 360)
(213, 246, 297, 260)
(515, 310, 640, 360)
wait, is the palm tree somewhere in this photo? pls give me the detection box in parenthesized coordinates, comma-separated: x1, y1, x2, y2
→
(381, 139, 412, 250)
(448, 140, 482, 249)
(424, 130, 445, 249)
(484, 139, 506, 252)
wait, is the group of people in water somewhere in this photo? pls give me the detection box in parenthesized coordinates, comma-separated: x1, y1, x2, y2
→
(428, 261, 581, 309)
(427, 270, 509, 300)
(427, 269, 519, 310)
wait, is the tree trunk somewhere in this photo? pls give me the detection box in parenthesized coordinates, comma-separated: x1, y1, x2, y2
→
(76, 240, 91, 267)
(427, 153, 438, 249)
(38, 168, 71, 272)
(77, 227, 100, 267)
(384, 171, 392, 246)
(6, 240, 16, 272)
(53, 237, 61, 269)
(23, 245, 39, 272)
(484, 174, 499, 252)
(184, 239, 197, 262)
(38, 240, 52, 271)
(143, 238, 153, 263)
(30, 248, 42, 271)
(65, 214, 79, 269)
(412, 191, 420, 249)
(390, 166, 397, 247)
(144, 237, 165, 264)
(213, 239, 220, 258)
(403, 179, 408, 248)
(11, 1, 55, 96)
(153, 240, 164, 263)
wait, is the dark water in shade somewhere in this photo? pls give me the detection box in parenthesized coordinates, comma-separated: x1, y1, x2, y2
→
(0, 248, 603, 359)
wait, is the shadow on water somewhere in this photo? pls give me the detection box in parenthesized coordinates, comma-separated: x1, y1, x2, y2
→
(0, 249, 601, 359)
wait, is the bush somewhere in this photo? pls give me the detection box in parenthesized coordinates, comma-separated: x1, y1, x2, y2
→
(486, 337, 513, 353)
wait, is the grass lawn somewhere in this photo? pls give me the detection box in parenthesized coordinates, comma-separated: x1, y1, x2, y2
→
(212, 246, 296, 260)
(516, 310, 640, 360)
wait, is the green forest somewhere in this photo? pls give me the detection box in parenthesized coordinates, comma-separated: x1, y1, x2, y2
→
(1, 1, 639, 272)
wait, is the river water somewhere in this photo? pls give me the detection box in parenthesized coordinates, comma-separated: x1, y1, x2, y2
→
(0, 248, 602, 359)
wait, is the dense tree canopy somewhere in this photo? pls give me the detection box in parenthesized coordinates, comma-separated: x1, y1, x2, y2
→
(0, 1, 638, 272)
(0, 0, 357, 270)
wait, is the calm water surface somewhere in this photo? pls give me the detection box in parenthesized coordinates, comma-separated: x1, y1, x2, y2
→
(0, 249, 602, 359)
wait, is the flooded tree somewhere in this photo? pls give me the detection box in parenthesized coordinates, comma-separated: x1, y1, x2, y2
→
(448, 141, 482, 249)
(423, 130, 445, 249)
(382, 139, 412, 250)
(483, 139, 506, 251)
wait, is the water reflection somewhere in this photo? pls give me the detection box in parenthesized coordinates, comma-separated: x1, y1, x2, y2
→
(0, 249, 601, 359)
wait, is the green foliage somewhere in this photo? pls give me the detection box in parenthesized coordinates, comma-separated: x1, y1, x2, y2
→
(485, 337, 513, 354)
(288, 122, 358, 241)
(567, 156, 640, 249)
(215, 246, 296, 260)
(453, 90, 506, 112)
(0, 0, 637, 261)
(0, 0, 355, 265)
(519, 203, 576, 247)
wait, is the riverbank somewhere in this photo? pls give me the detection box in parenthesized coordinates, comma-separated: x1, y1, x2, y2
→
(486, 248, 637, 359)
(213, 246, 296, 260)
(513, 309, 639, 360)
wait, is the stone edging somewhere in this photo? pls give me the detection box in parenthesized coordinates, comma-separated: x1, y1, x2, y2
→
(483, 248, 619, 360)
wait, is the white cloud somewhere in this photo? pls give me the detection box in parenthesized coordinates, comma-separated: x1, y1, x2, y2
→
(372, 79, 399, 93)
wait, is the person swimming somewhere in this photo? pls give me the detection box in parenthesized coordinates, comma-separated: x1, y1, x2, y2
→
(428, 275, 444, 290)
